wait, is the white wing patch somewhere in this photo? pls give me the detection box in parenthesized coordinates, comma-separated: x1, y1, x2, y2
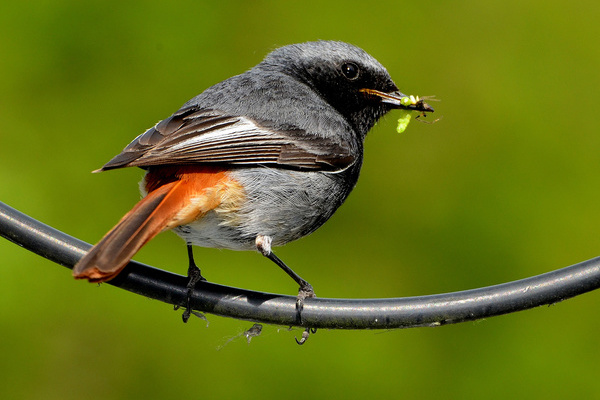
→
(100, 107, 355, 171)
(167, 117, 286, 153)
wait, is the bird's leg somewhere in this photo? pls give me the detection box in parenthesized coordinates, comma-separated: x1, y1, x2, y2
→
(178, 244, 206, 323)
(255, 235, 316, 307)
(255, 235, 316, 344)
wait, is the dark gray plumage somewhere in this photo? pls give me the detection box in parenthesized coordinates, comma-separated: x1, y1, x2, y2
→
(74, 41, 433, 332)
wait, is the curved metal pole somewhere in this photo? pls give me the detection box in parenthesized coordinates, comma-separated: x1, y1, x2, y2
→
(1, 200, 599, 329)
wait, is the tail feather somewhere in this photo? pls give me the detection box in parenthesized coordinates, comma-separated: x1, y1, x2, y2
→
(73, 166, 235, 283)
(73, 180, 186, 282)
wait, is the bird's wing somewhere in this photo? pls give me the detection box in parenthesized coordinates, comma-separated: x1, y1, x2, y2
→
(99, 106, 355, 172)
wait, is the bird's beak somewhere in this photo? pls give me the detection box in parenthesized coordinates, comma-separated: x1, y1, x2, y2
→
(360, 88, 434, 113)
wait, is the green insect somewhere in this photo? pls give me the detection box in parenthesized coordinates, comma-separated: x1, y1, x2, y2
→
(400, 95, 421, 107)
(396, 95, 440, 133)
(396, 109, 413, 133)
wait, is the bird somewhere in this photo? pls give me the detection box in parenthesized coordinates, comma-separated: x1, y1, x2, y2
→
(73, 40, 434, 326)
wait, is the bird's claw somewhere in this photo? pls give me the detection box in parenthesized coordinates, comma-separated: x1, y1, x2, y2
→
(295, 283, 316, 344)
(296, 282, 316, 312)
(295, 327, 317, 345)
(179, 263, 205, 323)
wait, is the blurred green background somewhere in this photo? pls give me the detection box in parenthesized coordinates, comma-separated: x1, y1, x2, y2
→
(2, 0, 600, 399)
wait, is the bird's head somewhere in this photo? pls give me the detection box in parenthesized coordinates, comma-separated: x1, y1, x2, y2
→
(259, 41, 434, 136)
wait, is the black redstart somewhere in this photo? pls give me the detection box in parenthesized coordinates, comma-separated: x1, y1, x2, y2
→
(73, 41, 434, 326)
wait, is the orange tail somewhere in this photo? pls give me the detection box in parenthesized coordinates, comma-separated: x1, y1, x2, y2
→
(73, 166, 234, 282)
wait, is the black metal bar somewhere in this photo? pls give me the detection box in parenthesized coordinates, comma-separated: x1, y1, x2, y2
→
(1, 200, 599, 329)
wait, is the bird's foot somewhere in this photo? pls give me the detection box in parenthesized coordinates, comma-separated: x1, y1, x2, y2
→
(296, 282, 316, 312)
(295, 283, 317, 345)
(175, 261, 206, 323)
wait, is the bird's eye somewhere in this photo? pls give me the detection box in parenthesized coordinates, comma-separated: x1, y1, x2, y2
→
(340, 62, 360, 80)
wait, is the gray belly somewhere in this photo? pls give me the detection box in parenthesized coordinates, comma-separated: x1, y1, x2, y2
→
(172, 166, 354, 251)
